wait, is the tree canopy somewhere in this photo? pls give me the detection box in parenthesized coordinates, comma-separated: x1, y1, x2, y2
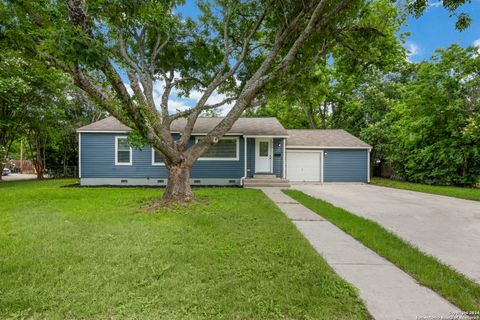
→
(1, 0, 399, 201)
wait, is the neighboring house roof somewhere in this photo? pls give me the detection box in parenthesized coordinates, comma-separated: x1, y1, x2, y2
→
(286, 129, 371, 149)
(77, 116, 289, 137)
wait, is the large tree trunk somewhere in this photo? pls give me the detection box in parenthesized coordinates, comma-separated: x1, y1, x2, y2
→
(163, 162, 194, 203)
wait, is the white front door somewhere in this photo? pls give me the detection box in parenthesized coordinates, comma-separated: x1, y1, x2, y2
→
(255, 139, 272, 173)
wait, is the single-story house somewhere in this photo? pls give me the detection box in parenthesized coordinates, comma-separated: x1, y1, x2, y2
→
(77, 116, 371, 186)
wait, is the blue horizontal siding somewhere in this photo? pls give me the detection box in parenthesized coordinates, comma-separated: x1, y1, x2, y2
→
(80, 133, 245, 179)
(323, 149, 368, 182)
(273, 138, 284, 178)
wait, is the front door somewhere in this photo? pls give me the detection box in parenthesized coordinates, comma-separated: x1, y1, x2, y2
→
(255, 139, 272, 173)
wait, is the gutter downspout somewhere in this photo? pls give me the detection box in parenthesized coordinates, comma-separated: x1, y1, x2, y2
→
(367, 148, 371, 183)
(241, 136, 247, 186)
(78, 132, 81, 179)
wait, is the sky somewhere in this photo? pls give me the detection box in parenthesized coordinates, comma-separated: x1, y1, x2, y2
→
(402, 0, 480, 62)
(134, 0, 480, 115)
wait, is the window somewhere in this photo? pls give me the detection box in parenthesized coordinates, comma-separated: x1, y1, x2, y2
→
(115, 137, 132, 165)
(196, 137, 239, 160)
(259, 141, 269, 157)
(152, 148, 165, 166)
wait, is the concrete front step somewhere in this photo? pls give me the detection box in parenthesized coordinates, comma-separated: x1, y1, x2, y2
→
(245, 178, 290, 183)
(253, 174, 277, 179)
(244, 178, 291, 187)
(244, 182, 291, 187)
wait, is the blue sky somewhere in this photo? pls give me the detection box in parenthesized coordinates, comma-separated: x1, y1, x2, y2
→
(401, 1, 480, 62)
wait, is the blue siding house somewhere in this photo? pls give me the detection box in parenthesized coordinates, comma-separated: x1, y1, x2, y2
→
(78, 117, 371, 186)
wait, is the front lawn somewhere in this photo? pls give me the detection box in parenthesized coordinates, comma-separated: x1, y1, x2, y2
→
(370, 177, 480, 202)
(283, 189, 480, 312)
(0, 180, 369, 319)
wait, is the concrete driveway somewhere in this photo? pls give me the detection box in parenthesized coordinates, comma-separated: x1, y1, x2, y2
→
(292, 183, 480, 283)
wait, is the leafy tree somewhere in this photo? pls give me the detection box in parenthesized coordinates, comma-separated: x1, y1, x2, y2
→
(364, 45, 480, 185)
(251, 0, 405, 130)
(4, 0, 392, 202)
(0, 49, 68, 179)
(395, 46, 479, 185)
(0, 50, 30, 179)
(43, 88, 106, 177)
(407, 0, 472, 30)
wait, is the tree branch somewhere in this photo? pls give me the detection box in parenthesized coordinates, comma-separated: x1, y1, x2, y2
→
(169, 96, 238, 121)
(178, 7, 267, 147)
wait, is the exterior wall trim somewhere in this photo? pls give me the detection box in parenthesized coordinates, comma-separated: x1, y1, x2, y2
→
(80, 177, 241, 186)
(78, 133, 81, 178)
(77, 130, 181, 134)
(367, 149, 371, 183)
(194, 136, 240, 161)
(115, 136, 132, 166)
(244, 135, 289, 138)
(185, 132, 242, 136)
(77, 130, 131, 133)
(321, 150, 324, 183)
(286, 146, 372, 150)
(242, 136, 247, 185)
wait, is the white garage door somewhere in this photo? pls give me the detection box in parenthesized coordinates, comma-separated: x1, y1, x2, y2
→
(286, 150, 322, 182)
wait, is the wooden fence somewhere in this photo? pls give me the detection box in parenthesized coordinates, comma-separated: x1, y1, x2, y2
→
(13, 160, 36, 174)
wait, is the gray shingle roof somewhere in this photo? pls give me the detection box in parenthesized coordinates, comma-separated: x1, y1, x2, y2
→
(77, 117, 370, 148)
(286, 129, 371, 148)
(77, 116, 289, 136)
(77, 116, 131, 132)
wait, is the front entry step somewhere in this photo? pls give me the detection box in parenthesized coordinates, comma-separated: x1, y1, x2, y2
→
(253, 174, 277, 179)
(244, 176, 291, 188)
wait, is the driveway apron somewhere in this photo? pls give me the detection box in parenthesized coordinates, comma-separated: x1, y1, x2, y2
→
(292, 183, 480, 284)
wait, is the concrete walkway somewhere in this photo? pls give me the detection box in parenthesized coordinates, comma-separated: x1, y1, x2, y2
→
(260, 187, 460, 320)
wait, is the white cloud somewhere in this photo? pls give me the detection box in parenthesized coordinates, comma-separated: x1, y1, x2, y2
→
(145, 78, 236, 117)
(404, 42, 421, 62)
(123, 71, 238, 118)
(471, 39, 480, 56)
(428, 1, 442, 8)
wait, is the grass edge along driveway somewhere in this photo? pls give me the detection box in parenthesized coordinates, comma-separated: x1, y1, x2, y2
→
(283, 189, 480, 312)
(370, 178, 480, 202)
(0, 179, 370, 320)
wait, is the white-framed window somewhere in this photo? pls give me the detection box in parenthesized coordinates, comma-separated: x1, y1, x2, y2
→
(115, 136, 132, 165)
(195, 136, 239, 161)
(151, 148, 165, 166)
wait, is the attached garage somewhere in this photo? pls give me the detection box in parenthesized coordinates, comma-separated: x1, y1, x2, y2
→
(286, 129, 371, 183)
(286, 150, 323, 182)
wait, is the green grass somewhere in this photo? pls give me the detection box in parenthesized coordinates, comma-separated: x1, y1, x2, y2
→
(283, 189, 480, 312)
(0, 179, 370, 320)
(371, 177, 480, 202)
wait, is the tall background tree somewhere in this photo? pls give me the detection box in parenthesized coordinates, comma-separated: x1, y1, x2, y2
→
(362, 45, 480, 186)
(0, 49, 69, 179)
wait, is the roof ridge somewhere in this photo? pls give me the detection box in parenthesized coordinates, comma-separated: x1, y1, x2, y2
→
(287, 128, 346, 131)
